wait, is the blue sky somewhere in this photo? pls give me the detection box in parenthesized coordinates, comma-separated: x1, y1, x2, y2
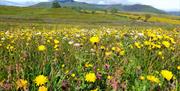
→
(2, 0, 180, 11)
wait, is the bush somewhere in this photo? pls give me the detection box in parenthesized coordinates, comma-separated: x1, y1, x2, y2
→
(52, 0, 61, 8)
(111, 8, 118, 14)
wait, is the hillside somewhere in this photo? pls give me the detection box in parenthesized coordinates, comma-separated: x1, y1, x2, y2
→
(31, 1, 165, 14)
(0, 6, 179, 25)
(0, 6, 129, 25)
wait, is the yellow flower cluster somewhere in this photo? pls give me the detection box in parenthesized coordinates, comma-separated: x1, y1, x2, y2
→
(147, 75, 160, 83)
(16, 79, 28, 90)
(161, 70, 173, 81)
(85, 72, 97, 83)
(34, 75, 48, 86)
(90, 36, 100, 44)
(38, 45, 46, 51)
(34, 75, 48, 91)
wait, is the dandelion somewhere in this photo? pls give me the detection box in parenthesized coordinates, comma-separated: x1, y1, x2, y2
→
(34, 75, 48, 86)
(120, 50, 125, 56)
(161, 70, 173, 81)
(71, 73, 76, 77)
(139, 76, 145, 80)
(6, 44, 15, 51)
(54, 39, 59, 44)
(65, 70, 69, 74)
(54, 45, 59, 49)
(38, 45, 46, 51)
(107, 75, 112, 80)
(134, 42, 142, 49)
(85, 63, 93, 68)
(111, 47, 116, 51)
(85, 72, 97, 83)
(90, 36, 100, 44)
(162, 41, 170, 48)
(16, 79, 28, 90)
(177, 66, 180, 70)
(100, 46, 105, 50)
(158, 51, 162, 56)
(38, 86, 47, 91)
(61, 64, 65, 68)
(105, 51, 112, 57)
(147, 75, 160, 83)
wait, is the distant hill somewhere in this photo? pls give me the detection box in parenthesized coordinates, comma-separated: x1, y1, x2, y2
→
(0, 6, 179, 25)
(168, 11, 180, 16)
(31, 1, 166, 14)
(122, 4, 165, 14)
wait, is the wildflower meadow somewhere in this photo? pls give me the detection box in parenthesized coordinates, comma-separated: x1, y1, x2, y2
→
(0, 27, 179, 91)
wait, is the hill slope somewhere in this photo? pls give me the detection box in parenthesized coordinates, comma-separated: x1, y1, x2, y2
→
(31, 1, 165, 14)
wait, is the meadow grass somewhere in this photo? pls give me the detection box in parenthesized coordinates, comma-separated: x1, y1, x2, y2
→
(0, 6, 180, 91)
(0, 26, 179, 91)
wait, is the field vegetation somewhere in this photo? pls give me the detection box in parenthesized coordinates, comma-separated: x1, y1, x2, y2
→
(0, 6, 179, 91)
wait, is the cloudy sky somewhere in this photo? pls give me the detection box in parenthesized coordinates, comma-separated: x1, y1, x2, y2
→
(2, 0, 180, 11)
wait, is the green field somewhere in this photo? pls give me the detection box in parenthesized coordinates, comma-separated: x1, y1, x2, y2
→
(0, 6, 179, 30)
(0, 6, 180, 91)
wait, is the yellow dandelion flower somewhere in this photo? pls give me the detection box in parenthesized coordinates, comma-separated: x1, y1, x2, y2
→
(162, 41, 170, 48)
(6, 45, 15, 51)
(158, 51, 163, 56)
(65, 70, 69, 74)
(54, 45, 59, 49)
(161, 56, 165, 60)
(134, 42, 141, 49)
(38, 86, 47, 91)
(97, 69, 100, 71)
(177, 66, 180, 70)
(144, 41, 150, 45)
(61, 64, 65, 68)
(47, 40, 50, 43)
(34, 75, 48, 86)
(38, 45, 46, 51)
(107, 75, 112, 80)
(100, 46, 105, 50)
(85, 72, 97, 83)
(120, 50, 125, 56)
(139, 76, 145, 80)
(161, 70, 173, 81)
(147, 75, 160, 83)
(105, 51, 112, 57)
(54, 39, 59, 44)
(90, 36, 100, 44)
(169, 38, 176, 44)
(71, 73, 76, 77)
(111, 47, 116, 51)
(85, 63, 93, 68)
(16, 79, 28, 89)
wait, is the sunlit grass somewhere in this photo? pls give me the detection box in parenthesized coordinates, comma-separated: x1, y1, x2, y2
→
(0, 26, 179, 90)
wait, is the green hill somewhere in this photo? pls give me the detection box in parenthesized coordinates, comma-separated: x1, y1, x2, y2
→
(0, 6, 179, 25)
(31, 1, 165, 14)
(0, 6, 128, 24)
